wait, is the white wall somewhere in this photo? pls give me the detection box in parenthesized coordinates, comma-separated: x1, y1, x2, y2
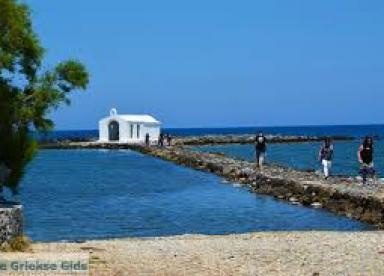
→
(142, 124, 161, 142)
(119, 120, 130, 142)
(99, 120, 109, 142)
(99, 117, 128, 142)
(127, 123, 160, 143)
(99, 117, 161, 144)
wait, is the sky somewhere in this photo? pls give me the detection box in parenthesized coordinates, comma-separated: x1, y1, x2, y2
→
(25, 0, 384, 130)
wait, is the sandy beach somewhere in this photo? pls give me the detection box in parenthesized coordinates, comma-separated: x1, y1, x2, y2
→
(29, 231, 384, 275)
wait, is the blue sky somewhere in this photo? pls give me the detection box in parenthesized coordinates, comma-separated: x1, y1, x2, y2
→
(25, 0, 384, 129)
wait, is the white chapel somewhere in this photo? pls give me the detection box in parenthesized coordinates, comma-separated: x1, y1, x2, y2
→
(99, 108, 161, 144)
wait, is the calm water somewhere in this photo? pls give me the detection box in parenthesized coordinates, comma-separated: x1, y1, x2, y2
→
(12, 149, 371, 242)
(165, 124, 384, 138)
(36, 124, 384, 141)
(195, 140, 384, 177)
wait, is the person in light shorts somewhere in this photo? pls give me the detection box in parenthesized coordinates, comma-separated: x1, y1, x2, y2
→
(318, 137, 334, 179)
(255, 132, 267, 170)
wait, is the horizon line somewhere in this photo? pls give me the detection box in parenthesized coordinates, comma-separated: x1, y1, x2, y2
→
(50, 123, 384, 132)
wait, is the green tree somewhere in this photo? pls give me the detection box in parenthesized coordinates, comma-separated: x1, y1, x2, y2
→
(0, 0, 89, 200)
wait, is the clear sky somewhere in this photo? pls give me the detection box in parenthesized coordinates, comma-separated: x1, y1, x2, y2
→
(25, 0, 384, 130)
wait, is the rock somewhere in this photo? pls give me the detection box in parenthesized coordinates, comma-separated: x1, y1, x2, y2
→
(238, 168, 253, 177)
(0, 204, 23, 248)
(222, 165, 234, 175)
(289, 197, 298, 203)
(311, 202, 322, 208)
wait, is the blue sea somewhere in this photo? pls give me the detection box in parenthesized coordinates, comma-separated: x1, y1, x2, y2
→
(13, 125, 382, 242)
(36, 124, 384, 141)
(12, 149, 371, 242)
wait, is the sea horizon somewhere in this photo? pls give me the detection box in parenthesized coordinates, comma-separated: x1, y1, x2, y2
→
(53, 122, 384, 132)
(35, 123, 384, 142)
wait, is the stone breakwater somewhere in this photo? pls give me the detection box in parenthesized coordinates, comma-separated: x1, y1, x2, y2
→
(0, 204, 23, 247)
(40, 140, 383, 227)
(168, 134, 353, 146)
(40, 134, 354, 148)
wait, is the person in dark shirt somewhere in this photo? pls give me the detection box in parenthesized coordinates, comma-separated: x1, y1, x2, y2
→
(145, 133, 150, 147)
(358, 136, 375, 184)
(166, 134, 172, 147)
(255, 132, 267, 170)
(318, 137, 334, 179)
(158, 133, 164, 147)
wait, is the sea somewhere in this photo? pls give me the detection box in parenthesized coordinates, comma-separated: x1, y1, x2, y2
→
(11, 125, 381, 241)
(36, 124, 384, 141)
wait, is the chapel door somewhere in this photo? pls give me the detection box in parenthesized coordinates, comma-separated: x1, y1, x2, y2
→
(108, 121, 119, 141)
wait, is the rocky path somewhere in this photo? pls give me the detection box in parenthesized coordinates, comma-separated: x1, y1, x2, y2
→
(40, 134, 354, 148)
(171, 134, 353, 146)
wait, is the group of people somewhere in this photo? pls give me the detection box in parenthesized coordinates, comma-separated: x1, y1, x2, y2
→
(254, 132, 376, 184)
(318, 136, 375, 183)
(145, 133, 173, 147)
(158, 133, 172, 147)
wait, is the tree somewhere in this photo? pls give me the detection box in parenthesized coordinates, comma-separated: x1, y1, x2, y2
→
(0, 0, 89, 200)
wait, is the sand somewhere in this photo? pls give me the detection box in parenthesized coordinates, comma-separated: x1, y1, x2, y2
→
(28, 231, 384, 275)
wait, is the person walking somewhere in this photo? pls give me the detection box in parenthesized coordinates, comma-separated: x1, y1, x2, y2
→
(158, 133, 164, 147)
(318, 137, 334, 179)
(255, 132, 267, 170)
(166, 134, 172, 147)
(358, 136, 375, 184)
(145, 133, 150, 147)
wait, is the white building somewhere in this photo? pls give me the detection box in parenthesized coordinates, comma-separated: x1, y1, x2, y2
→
(99, 109, 161, 144)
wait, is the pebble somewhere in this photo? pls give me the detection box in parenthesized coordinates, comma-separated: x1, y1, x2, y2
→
(311, 202, 322, 208)
(289, 197, 298, 202)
